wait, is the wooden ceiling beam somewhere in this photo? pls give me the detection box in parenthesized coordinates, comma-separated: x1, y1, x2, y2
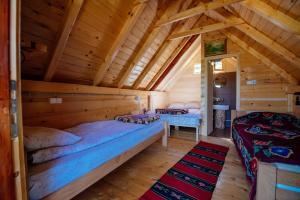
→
(156, 0, 243, 27)
(168, 17, 244, 40)
(146, 35, 198, 91)
(117, 0, 184, 88)
(132, 15, 200, 90)
(209, 10, 300, 69)
(44, 0, 84, 81)
(240, 0, 300, 35)
(93, 1, 147, 86)
(224, 30, 298, 85)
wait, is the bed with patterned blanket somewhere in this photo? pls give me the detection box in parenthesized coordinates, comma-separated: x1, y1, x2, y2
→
(232, 112, 300, 199)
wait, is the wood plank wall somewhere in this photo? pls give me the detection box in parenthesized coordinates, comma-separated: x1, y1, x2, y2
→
(0, 0, 15, 198)
(22, 80, 166, 129)
(167, 54, 201, 104)
(227, 39, 290, 112)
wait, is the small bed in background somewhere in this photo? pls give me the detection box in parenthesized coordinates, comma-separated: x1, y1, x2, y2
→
(155, 102, 202, 141)
(25, 117, 167, 200)
(232, 111, 300, 200)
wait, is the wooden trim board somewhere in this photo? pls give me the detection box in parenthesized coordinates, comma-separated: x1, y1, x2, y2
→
(22, 80, 149, 96)
(43, 127, 167, 200)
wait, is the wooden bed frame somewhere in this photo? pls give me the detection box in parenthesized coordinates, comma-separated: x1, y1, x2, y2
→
(231, 110, 300, 200)
(41, 122, 168, 200)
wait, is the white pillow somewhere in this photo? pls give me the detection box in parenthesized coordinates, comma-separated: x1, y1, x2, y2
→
(188, 109, 201, 115)
(185, 102, 200, 109)
(23, 126, 81, 152)
(168, 102, 186, 109)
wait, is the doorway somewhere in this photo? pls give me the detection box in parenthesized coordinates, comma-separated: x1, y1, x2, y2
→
(202, 54, 240, 137)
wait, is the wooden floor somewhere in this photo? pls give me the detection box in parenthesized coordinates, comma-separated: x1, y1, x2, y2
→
(210, 128, 231, 138)
(73, 136, 250, 200)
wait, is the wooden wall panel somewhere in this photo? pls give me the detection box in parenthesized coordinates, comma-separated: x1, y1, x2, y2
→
(226, 37, 290, 112)
(167, 53, 201, 104)
(21, 0, 69, 79)
(22, 80, 166, 129)
(0, 0, 14, 198)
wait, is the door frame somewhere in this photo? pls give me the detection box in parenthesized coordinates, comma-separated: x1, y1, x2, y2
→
(203, 53, 240, 135)
(0, 0, 15, 199)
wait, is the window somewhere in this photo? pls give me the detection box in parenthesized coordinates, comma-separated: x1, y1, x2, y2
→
(213, 59, 223, 71)
(194, 64, 201, 74)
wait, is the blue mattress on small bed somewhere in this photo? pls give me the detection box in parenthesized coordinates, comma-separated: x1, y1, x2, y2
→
(159, 113, 202, 127)
(28, 120, 164, 200)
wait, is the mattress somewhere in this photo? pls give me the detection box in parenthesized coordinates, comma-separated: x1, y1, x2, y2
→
(159, 113, 202, 127)
(232, 112, 300, 199)
(29, 120, 164, 200)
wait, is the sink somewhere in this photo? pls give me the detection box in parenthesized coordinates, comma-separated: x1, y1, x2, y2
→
(213, 105, 229, 110)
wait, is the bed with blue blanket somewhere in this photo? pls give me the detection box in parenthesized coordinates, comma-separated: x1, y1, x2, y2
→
(27, 120, 165, 200)
(155, 108, 202, 141)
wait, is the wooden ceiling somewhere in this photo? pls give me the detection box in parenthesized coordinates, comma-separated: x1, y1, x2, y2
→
(21, 0, 300, 90)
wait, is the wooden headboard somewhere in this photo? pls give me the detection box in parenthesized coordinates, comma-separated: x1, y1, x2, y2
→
(22, 80, 151, 129)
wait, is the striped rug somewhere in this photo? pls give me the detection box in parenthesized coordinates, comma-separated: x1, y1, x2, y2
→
(140, 141, 229, 200)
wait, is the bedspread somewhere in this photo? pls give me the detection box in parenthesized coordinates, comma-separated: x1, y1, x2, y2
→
(232, 112, 300, 199)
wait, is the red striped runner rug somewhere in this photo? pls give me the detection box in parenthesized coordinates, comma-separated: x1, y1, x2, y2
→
(140, 141, 229, 200)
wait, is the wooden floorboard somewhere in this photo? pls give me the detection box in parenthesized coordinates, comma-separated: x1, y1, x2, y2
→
(73, 136, 250, 200)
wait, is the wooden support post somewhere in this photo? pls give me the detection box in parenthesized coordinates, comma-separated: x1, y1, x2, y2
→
(44, 0, 84, 81)
(0, 0, 15, 198)
(162, 122, 169, 148)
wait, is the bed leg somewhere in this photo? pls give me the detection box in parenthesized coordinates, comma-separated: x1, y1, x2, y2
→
(162, 122, 168, 148)
(196, 126, 199, 142)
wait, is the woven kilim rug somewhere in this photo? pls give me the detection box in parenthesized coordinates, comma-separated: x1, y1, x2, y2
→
(140, 141, 229, 200)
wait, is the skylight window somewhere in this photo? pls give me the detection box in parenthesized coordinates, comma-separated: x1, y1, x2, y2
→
(194, 64, 201, 74)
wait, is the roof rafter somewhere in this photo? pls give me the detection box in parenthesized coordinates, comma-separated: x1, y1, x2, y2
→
(132, 15, 200, 90)
(240, 0, 300, 35)
(93, 1, 147, 86)
(146, 35, 199, 91)
(44, 0, 84, 81)
(156, 0, 243, 27)
(117, 0, 185, 88)
(168, 16, 244, 40)
(208, 10, 300, 69)
(224, 30, 298, 85)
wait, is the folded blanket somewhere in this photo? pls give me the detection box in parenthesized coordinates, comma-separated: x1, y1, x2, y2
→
(115, 114, 160, 124)
(155, 108, 188, 115)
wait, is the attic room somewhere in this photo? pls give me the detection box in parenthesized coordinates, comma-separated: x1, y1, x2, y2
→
(1, 0, 300, 200)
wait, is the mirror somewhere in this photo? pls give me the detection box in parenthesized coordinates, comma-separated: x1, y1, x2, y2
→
(214, 75, 227, 88)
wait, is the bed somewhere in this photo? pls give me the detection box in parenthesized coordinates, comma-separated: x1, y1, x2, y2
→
(27, 120, 167, 200)
(159, 112, 202, 141)
(232, 112, 300, 200)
